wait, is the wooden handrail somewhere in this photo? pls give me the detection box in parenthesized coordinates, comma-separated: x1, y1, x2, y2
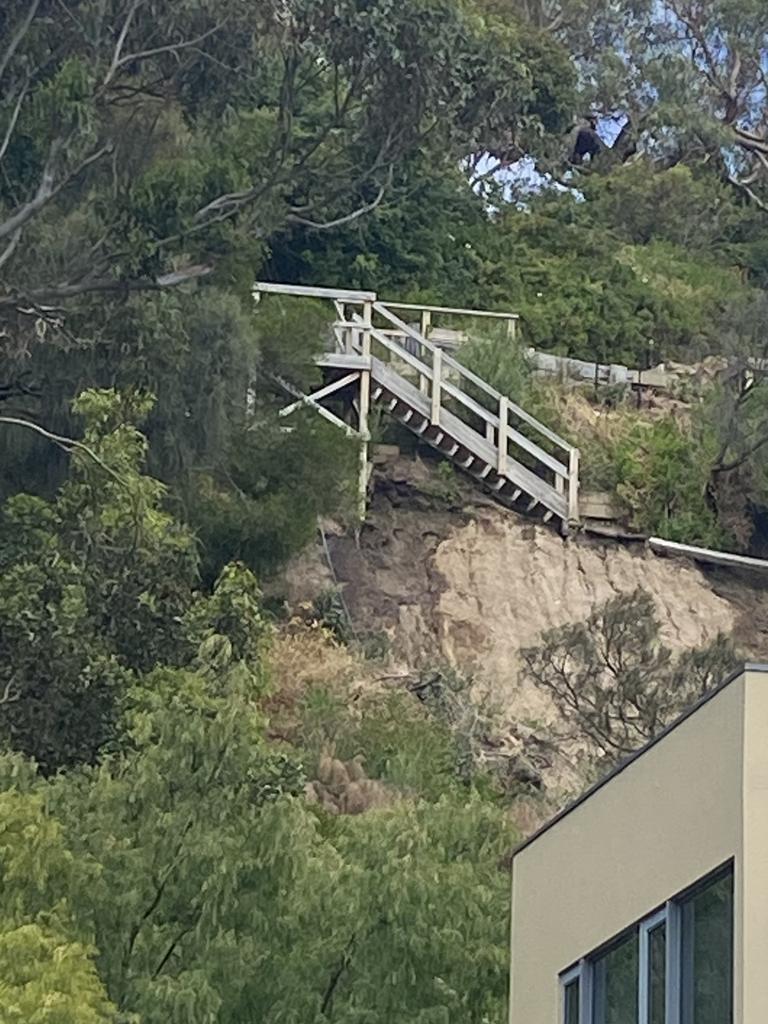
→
(385, 300, 519, 321)
(357, 311, 569, 481)
(440, 380, 568, 478)
(254, 281, 376, 303)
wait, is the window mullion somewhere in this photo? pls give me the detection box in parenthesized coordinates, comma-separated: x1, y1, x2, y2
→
(580, 958, 593, 1024)
(666, 900, 681, 1024)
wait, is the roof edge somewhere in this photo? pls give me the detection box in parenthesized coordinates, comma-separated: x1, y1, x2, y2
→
(512, 662, 768, 859)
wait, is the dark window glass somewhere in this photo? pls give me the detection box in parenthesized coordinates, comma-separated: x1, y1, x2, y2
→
(593, 931, 638, 1024)
(564, 977, 580, 1024)
(681, 870, 734, 1024)
(648, 923, 666, 1024)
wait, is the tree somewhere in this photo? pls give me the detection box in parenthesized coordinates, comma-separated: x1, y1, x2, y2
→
(0, 0, 574, 575)
(0, 784, 116, 1023)
(0, 621, 514, 1022)
(521, 589, 739, 775)
(0, 387, 278, 770)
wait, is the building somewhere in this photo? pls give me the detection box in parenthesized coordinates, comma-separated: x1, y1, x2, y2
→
(508, 664, 768, 1024)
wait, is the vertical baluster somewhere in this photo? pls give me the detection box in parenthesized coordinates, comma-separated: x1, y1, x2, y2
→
(568, 447, 580, 525)
(431, 347, 442, 425)
(497, 396, 508, 475)
(358, 301, 373, 519)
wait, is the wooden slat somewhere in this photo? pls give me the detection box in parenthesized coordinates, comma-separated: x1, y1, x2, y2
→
(437, 405, 567, 519)
(648, 538, 768, 573)
(374, 302, 573, 459)
(279, 371, 359, 417)
(372, 302, 439, 355)
(371, 355, 567, 521)
(440, 379, 568, 478)
(255, 281, 376, 303)
(366, 323, 433, 379)
(441, 349, 573, 453)
(317, 353, 371, 371)
(385, 300, 519, 321)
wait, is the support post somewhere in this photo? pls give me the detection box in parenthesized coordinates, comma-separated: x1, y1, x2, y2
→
(358, 301, 373, 520)
(568, 447, 580, 526)
(431, 347, 442, 425)
(361, 301, 372, 360)
(497, 396, 508, 474)
(419, 310, 432, 394)
(420, 309, 432, 339)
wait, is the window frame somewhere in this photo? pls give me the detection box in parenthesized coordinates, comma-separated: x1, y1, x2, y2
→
(559, 861, 733, 1024)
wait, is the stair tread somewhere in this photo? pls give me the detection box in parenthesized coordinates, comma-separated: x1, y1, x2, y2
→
(370, 357, 567, 520)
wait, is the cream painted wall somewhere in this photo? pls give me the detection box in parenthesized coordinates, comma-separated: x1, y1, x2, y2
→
(740, 671, 768, 1023)
(509, 675, 746, 1024)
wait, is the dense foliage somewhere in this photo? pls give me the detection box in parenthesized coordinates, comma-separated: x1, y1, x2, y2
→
(2, 0, 768, 1017)
(0, 393, 515, 1021)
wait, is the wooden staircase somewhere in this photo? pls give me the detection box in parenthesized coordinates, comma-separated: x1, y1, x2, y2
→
(255, 282, 580, 533)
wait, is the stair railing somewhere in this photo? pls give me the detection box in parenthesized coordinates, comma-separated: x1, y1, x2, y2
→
(253, 281, 580, 524)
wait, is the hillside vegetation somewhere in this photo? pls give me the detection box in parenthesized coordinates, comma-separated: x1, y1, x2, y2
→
(1, 0, 768, 1019)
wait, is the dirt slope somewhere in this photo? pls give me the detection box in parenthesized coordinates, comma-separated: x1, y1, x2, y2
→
(277, 456, 768, 795)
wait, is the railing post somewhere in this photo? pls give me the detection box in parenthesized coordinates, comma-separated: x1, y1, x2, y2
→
(420, 309, 432, 340)
(497, 395, 508, 474)
(361, 300, 372, 359)
(419, 310, 432, 394)
(568, 447, 580, 526)
(358, 301, 373, 520)
(431, 347, 442, 425)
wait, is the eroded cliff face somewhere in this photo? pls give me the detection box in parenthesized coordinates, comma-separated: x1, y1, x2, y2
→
(277, 457, 768, 795)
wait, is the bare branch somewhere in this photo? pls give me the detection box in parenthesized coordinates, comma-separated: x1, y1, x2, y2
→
(727, 174, 768, 210)
(0, 415, 124, 484)
(0, 262, 213, 309)
(0, 142, 111, 244)
(110, 23, 225, 81)
(733, 125, 768, 156)
(286, 180, 389, 231)
(0, 79, 30, 166)
(0, 681, 20, 708)
(0, 0, 41, 84)
(0, 229, 21, 272)
(103, 0, 145, 86)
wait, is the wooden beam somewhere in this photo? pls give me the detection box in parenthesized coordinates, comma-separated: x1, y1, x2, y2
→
(279, 372, 359, 418)
(497, 396, 508, 474)
(568, 448, 580, 525)
(254, 281, 376, 303)
(431, 347, 442, 426)
(648, 538, 768, 573)
(385, 300, 519, 322)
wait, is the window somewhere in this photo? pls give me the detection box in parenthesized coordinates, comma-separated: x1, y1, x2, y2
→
(560, 864, 733, 1024)
(593, 931, 638, 1024)
(563, 972, 580, 1024)
(680, 870, 733, 1024)
(644, 920, 665, 1024)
